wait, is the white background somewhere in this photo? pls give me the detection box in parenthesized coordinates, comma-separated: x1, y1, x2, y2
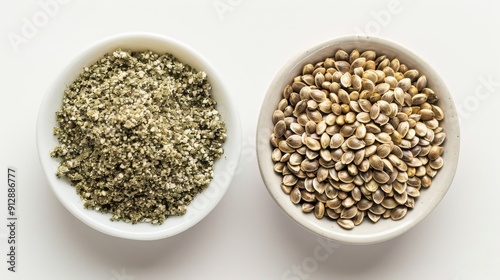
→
(1, 0, 499, 279)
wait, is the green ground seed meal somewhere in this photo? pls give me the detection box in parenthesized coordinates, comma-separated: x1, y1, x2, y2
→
(50, 49, 227, 224)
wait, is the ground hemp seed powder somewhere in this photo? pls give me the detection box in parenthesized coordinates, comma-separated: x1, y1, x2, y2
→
(50, 49, 227, 224)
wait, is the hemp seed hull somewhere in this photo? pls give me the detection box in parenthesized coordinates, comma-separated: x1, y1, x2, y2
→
(51, 49, 227, 224)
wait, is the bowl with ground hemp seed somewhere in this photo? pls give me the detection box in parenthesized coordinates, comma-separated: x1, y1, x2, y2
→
(37, 33, 241, 240)
(257, 36, 460, 244)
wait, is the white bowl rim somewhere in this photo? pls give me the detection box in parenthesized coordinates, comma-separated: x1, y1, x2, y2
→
(37, 32, 242, 240)
(257, 35, 461, 245)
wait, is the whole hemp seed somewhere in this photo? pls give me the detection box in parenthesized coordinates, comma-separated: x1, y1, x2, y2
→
(51, 49, 227, 224)
(271, 49, 446, 230)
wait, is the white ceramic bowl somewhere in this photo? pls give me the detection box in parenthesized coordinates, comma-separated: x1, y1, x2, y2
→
(256, 36, 460, 245)
(37, 33, 241, 240)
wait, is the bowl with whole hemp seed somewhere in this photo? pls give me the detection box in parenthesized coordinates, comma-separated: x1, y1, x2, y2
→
(37, 33, 241, 240)
(256, 36, 460, 244)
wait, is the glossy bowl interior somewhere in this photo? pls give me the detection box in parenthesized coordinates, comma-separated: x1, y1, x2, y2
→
(37, 33, 241, 240)
(256, 36, 460, 245)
